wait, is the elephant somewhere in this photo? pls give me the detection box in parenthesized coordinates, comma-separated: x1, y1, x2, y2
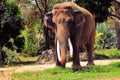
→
(43, 2, 96, 68)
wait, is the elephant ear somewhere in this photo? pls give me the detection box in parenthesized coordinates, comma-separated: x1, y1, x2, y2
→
(43, 12, 55, 30)
(74, 10, 86, 27)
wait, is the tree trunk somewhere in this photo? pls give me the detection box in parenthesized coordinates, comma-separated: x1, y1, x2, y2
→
(43, 3, 51, 49)
(35, 0, 53, 49)
(115, 1, 120, 49)
(0, 43, 3, 66)
(115, 21, 120, 49)
(44, 27, 50, 49)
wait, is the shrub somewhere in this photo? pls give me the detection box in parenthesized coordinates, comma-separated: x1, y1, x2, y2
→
(94, 49, 120, 59)
(94, 31, 104, 49)
(21, 20, 45, 56)
(95, 23, 117, 49)
(2, 47, 20, 65)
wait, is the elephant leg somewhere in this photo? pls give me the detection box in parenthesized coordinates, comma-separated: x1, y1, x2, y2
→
(72, 42, 81, 69)
(86, 43, 94, 66)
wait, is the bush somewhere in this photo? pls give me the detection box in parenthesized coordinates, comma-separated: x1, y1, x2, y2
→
(2, 47, 21, 65)
(95, 23, 117, 49)
(21, 20, 45, 57)
(94, 32, 103, 49)
(94, 49, 120, 59)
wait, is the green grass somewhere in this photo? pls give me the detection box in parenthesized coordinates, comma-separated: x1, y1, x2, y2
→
(1, 56, 38, 68)
(94, 49, 120, 59)
(12, 62, 120, 80)
(19, 56, 38, 62)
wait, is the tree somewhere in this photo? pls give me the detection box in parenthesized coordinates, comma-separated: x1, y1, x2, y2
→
(113, 1, 120, 49)
(75, 0, 114, 23)
(35, 0, 59, 49)
(0, 0, 24, 66)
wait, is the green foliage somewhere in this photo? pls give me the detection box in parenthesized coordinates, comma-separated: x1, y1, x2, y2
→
(94, 32, 103, 49)
(109, 62, 120, 68)
(75, 0, 113, 23)
(2, 47, 20, 65)
(0, 1, 24, 51)
(21, 20, 45, 56)
(5, 1, 21, 16)
(94, 49, 120, 59)
(19, 56, 38, 62)
(12, 62, 120, 80)
(95, 23, 116, 49)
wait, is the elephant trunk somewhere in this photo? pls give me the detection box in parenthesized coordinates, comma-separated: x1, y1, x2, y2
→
(56, 38, 73, 62)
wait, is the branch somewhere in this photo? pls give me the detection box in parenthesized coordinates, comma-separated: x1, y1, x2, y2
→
(43, 0, 48, 13)
(110, 16, 120, 24)
(113, 0, 120, 7)
(115, 0, 120, 3)
(109, 12, 120, 23)
(35, 0, 43, 19)
(108, 12, 120, 20)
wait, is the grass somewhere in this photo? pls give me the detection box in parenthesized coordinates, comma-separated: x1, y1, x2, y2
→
(1, 56, 38, 68)
(19, 56, 38, 62)
(12, 62, 120, 80)
(94, 49, 120, 59)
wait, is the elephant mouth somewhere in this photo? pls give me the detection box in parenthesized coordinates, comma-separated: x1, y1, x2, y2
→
(57, 38, 73, 61)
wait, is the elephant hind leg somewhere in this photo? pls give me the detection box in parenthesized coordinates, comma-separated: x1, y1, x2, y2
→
(86, 43, 94, 66)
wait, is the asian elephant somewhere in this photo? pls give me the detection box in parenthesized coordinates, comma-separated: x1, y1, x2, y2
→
(43, 2, 96, 68)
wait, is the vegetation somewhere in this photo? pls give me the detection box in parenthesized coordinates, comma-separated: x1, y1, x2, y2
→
(19, 56, 38, 62)
(0, 1, 24, 51)
(20, 21, 44, 56)
(2, 47, 20, 65)
(114, 1, 120, 49)
(95, 22, 116, 49)
(0, 0, 24, 65)
(94, 49, 120, 59)
(12, 62, 120, 80)
(75, 0, 114, 23)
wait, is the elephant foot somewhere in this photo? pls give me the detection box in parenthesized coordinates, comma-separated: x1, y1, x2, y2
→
(87, 62, 95, 66)
(72, 64, 82, 71)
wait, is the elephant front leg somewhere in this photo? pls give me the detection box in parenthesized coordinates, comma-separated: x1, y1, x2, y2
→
(72, 44, 81, 69)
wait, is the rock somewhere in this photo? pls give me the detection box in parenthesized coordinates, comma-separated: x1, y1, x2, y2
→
(36, 49, 56, 64)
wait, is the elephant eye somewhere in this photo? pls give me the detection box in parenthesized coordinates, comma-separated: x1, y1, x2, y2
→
(53, 23, 57, 27)
(68, 19, 73, 23)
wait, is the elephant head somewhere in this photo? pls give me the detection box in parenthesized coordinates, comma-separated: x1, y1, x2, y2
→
(43, 2, 94, 68)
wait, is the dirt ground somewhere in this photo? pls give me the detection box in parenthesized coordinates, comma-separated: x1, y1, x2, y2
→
(0, 59, 120, 80)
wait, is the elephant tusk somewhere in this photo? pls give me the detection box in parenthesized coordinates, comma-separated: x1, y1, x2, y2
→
(57, 40, 61, 61)
(68, 38, 73, 58)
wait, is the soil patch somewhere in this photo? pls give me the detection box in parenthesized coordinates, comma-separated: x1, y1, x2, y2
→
(0, 59, 120, 80)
